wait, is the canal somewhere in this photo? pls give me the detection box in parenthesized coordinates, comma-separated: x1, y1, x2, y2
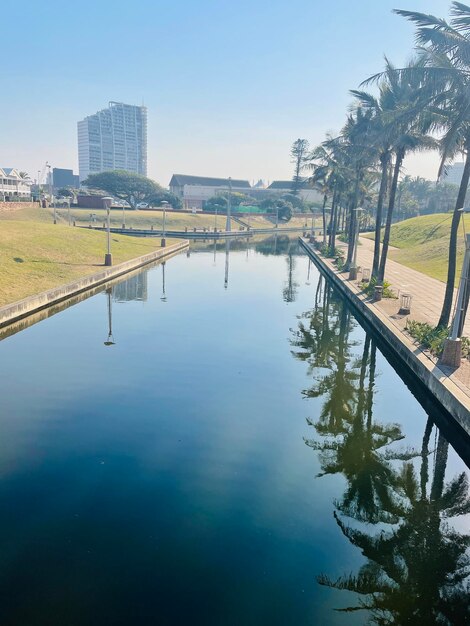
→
(0, 236, 468, 625)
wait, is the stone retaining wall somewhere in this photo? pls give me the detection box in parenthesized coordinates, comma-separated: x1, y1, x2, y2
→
(0, 202, 37, 211)
(299, 238, 470, 437)
(0, 240, 188, 329)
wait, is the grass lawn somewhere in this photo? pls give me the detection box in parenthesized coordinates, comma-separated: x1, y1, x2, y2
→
(0, 219, 180, 306)
(364, 213, 470, 282)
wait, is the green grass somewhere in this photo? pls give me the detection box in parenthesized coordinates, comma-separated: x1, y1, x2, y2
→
(364, 213, 470, 282)
(0, 219, 180, 306)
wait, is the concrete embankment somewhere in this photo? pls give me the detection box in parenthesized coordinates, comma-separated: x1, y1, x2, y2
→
(299, 238, 470, 438)
(0, 240, 188, 330)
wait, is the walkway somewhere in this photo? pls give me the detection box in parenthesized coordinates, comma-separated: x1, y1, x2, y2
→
(352, 236, 470, 335)
(334, 236, 470, 390)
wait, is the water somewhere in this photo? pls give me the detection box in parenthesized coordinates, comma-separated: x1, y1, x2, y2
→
(0, 236, 468, 625)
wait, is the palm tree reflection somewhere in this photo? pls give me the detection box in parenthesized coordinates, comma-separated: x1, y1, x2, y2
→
(291, 281, 470, 623)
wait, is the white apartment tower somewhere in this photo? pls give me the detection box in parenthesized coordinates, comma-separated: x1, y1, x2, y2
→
(78, 101, 147, 182)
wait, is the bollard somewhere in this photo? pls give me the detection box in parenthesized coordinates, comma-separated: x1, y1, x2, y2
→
(441, 338, 462, 368)
(349, 266, 358, 281)
(399, 292, 412, 314)
(161, 238, 166, 247)
(374, 285, 383, 301)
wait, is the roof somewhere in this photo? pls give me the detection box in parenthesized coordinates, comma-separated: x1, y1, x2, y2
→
(267, 180, 310, 190)
(170, 174, 251, 189)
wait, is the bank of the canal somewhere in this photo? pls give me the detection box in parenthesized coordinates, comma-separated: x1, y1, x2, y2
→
(0, 239, 188, 328)
(299, 237, 470, 438)
(0, 236, 468, 625)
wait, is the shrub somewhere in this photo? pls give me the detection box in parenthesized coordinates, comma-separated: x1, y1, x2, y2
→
(363, 277, 396, 299)
(405, 320, 470, 358)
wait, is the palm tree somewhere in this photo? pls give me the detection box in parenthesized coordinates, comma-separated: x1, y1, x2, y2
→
(362, 57, 436, 283)
(318, 421, 470, 624)
(395, 3, 470, 326)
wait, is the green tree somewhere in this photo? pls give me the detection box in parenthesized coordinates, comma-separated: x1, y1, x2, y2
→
(83, 170, 162, 209)
(395, 2, 470, 326)
(290, 138, 310, 195)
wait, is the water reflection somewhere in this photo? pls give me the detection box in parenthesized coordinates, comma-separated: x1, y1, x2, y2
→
(103, 288, 115, 346)
(113, 272, 148, 303)
(291, 279, 470, 624)
(161, 261, 167, 302)
(224, 239, 230, 289)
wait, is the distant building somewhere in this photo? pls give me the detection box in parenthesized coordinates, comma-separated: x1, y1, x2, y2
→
(78, 101, 147, 182)
(0, 168, 32, 201)
(113, 273, 148, 303)
(267, 180, 322, 203)
(52, 168, 79, 190)
(442, 162, 465, 186)
(169, 174, 252, 210)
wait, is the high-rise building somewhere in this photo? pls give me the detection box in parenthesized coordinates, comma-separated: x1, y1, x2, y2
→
(77, 102, 147, 182)
(441, 162, 465, 186)
(52, 168, 79, 190)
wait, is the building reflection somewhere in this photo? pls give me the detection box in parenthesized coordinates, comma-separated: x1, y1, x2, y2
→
(291, 279, 470, 624)
(113, 272, 148, 303)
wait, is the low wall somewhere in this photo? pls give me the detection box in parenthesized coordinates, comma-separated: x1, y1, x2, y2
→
(0, 202, 37, 211)
(299, 238, 470, 437)
(0, 240, 188, 329)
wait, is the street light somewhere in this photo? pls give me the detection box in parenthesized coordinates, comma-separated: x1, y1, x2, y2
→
(349, 207, 364, 280)
(102, 196, 114, 266)
(226, 177, 232, 233)
(161, 200, 169, 247)
(47, 163, 55, 224)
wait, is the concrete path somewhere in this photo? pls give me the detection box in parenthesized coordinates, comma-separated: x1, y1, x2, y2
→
(351, 236, 470, 335)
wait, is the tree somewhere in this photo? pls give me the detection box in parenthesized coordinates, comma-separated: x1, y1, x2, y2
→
(83, 170, 162, 209)
(395, 3, 470, 327)
(290, 138, 310, 195)
(148, 189, 182, 209)
(275, 198, 293, 222)
(57, 187, 74, 198)
(204, 195, 228, 212)
(364, 57, 437, 283)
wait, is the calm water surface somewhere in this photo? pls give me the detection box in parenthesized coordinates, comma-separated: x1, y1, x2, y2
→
(0, 236, 468, 625)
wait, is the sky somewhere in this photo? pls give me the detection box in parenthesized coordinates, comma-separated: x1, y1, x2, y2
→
(0, 0, 452, 187)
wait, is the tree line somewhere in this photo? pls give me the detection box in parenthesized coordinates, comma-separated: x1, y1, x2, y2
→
(297, 2, 470, 328)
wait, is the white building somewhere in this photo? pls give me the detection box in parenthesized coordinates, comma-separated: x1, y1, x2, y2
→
(78, 102, 147, 182)
(0, 168, 31, 201)
(169, 175, 252, 210)
(267, 180, 323, 203)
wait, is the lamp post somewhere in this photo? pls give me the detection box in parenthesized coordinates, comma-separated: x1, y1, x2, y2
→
(226, 177, 232, 233)
(214, 206, 218, 233)
(37, 170, 41, 205)
(161, 200, 169, 247)
(47, 163, 55, 224)
(310, 210, 315, 237)
(122, 203, 126, 230)
(102, 196, 113, 266)
(349, 207, 364, 280)
(65, 198, 71, 226)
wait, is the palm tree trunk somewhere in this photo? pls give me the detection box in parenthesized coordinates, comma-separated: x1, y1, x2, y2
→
(321, 194, 327, 246)
(346, 178, 361, 268)
(378, 150, 404, 283)
(372, 152, 390, 279)
(438, 149, 470, 328)
(328, 189, 338, 251)
(330, 193, 341, 253)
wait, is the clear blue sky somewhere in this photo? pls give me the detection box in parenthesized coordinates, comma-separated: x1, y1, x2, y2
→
(1, 0, 449, 186)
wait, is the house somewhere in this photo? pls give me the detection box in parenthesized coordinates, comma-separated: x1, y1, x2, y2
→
(169, 174, 252, 210)
(267, 180, 323, 203)
(0, 168, 32, 201)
